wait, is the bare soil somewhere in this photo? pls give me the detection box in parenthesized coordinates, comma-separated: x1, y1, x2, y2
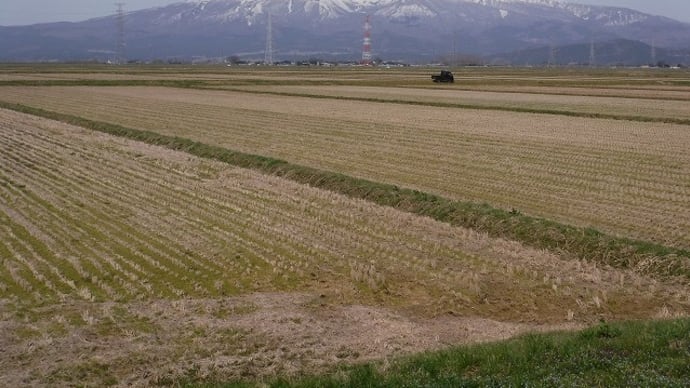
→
(0, 293, 580, 387)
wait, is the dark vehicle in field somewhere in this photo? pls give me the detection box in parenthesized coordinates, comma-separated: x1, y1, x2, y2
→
(431, 70, 454, 83)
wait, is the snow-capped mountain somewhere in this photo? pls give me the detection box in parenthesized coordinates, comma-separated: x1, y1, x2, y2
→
(1, 0, 689, 63)
(153, 0, 652, 26)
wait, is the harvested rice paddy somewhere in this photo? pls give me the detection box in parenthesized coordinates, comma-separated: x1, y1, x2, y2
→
(1, 65, 689, 386)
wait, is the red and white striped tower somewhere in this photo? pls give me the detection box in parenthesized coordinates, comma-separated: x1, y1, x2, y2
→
(361, 15, 372, 65)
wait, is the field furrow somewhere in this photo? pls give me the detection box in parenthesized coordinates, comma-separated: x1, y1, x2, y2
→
(3, 124, 246, 280)
(0, 173, 143, 299)
(2, 141, 239, 294)
(0, 149, 181, 299)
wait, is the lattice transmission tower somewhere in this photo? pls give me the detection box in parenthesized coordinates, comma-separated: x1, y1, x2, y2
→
(548, 44, 558, 68)
(264, 13, 273, 65)
(361, 15, 372, 65)
(115, 3, 126, 64)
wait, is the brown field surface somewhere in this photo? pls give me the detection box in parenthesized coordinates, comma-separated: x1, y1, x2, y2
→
(0, 66, 405, 82)
(229, 84, 690, 119)
(4, 108, 688, 385)
(0, 72, 231, 81)
(0, 70, 379, 82)
(2, 63, 690, 386)
(451, 85, 690, 100)
(0, 110, 690, 386)
(1, 86, 688, 249)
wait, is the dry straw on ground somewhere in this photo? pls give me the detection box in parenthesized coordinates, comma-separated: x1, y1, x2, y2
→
(1, 108, 689, 385)
(231, 84, 690, 118)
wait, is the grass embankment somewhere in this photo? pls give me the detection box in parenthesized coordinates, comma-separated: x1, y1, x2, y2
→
(2, 101, 688, 282)
(213, 319, 690, 387)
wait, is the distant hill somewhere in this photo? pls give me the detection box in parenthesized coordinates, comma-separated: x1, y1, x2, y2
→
(1, 0, 690, 64)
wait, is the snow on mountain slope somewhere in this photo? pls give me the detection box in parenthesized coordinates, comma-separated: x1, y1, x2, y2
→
(462, 0, 650, 25)
(174, 0, 652, 26)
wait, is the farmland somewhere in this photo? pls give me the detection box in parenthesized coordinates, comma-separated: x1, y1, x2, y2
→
(226, 84, 690, 120)
(1, 85, 688, 249)
(1, 65, 689, 385)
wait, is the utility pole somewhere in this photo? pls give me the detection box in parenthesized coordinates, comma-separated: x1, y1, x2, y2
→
(589, 39, 596, 67)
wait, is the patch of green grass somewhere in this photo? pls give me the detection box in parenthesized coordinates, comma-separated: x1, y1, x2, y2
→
(258, 319, 688, 387)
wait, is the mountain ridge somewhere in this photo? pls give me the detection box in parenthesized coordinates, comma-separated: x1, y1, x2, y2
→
(1, 0, 689, 63)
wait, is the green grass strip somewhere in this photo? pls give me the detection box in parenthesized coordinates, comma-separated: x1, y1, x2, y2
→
(203, 318, 690, 387)
(1, 101, 688, 282)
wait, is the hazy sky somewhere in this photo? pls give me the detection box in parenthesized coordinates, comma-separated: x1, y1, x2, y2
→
(1, 0, 689, 26)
